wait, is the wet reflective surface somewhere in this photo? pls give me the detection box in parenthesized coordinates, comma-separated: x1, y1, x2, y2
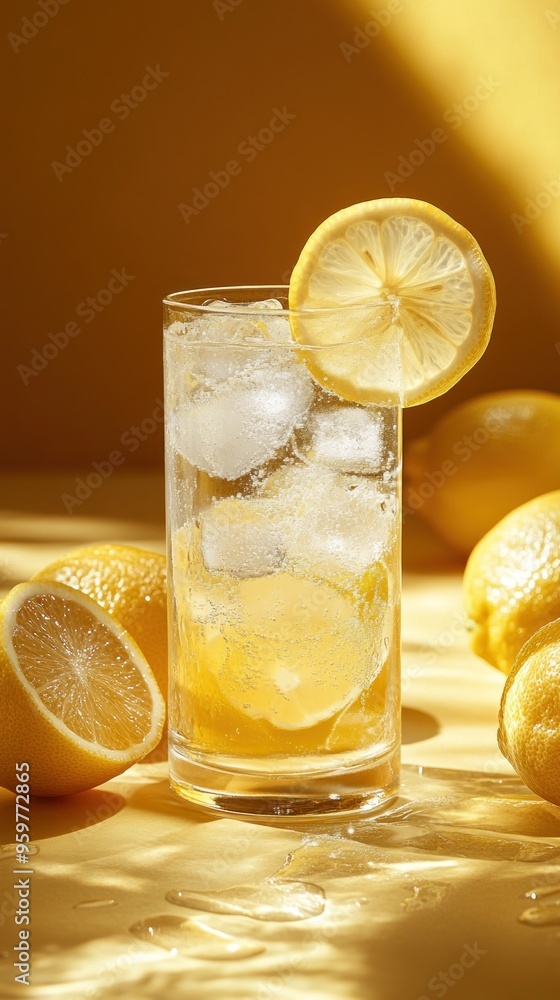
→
(73, 899, 117, 910)
(166, 879, 325, 921)
(129, 914, 265, 960)
(1, 761, 559, 998)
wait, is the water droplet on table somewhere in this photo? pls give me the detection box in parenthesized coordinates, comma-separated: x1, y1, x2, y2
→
(522, 883, 560, 901)
(129, 914, 265, 960)
(518, 902, 560, 927)
(401, 882, 450, 911)
(166, 879, 325, 921)
(73, 899, 117, 909)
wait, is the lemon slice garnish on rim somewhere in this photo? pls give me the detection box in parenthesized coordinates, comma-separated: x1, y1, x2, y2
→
(288, 198, 496, 406)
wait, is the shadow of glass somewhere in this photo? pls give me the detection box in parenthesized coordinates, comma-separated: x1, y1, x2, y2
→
(403, 642, 430, 654)
(402, 706, 440, 745)
(402, 518, 464, 575)
(126, 779, 214, 826)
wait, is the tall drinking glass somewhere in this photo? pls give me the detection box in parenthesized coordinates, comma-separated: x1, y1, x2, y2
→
(164, 287, 401, 818)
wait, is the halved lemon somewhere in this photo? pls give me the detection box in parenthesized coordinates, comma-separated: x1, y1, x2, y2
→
(33, 544, 168, 702)
(0, 581, 165, 796)
(289, 198, 496, 406)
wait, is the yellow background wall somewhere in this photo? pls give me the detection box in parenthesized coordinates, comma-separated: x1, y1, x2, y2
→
(1, 0, 559, 468)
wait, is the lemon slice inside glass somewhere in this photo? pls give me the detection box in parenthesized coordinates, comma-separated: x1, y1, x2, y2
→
(184, 572, 379, 731)
(288, 198, 496, 406)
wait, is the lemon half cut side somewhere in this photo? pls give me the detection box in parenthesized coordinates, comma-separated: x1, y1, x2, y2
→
(34, 543, 168, 702)
(289, 198, 496, 406)
(0, 580, 165, 796)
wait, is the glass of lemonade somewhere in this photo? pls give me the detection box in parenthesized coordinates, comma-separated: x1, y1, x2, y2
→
(164, 286, 401, 819)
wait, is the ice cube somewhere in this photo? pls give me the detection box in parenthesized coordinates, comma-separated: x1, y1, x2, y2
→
(166, 305, 295, 388)
(199, 497, 284, 577)
(261, 464, 396, 581)
(203, 298, 284, 311)
(298, 403, 384, 474)
(172, 365, 314, 480)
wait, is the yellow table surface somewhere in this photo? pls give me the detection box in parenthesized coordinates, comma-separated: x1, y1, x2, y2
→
(0, 472, 558, 1000)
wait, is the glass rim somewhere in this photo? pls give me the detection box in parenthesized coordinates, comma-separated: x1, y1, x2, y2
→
(163, 284, 391, 318)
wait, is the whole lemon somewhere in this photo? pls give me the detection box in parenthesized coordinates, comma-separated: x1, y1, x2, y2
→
(464, 491, 560, 674)
(404, 391, 560, 555)
(498, 618, 560, 806)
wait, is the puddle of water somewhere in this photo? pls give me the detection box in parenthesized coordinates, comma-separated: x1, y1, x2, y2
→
(518, 902, 560, 927)
(166, 879, 325, 921)
(73, 899, 117, 910)
(400, 765, 534, 800)
(129, 914, 265, 960)
(401, 882, 450, 912)
(393, 828, 560, 863)
(274, 836, 392, 880)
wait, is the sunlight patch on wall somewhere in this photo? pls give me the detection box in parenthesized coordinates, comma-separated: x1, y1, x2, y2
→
(342, 0, 560, 261)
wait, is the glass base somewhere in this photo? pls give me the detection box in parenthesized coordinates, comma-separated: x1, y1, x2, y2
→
(169, 745, 400, 822)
